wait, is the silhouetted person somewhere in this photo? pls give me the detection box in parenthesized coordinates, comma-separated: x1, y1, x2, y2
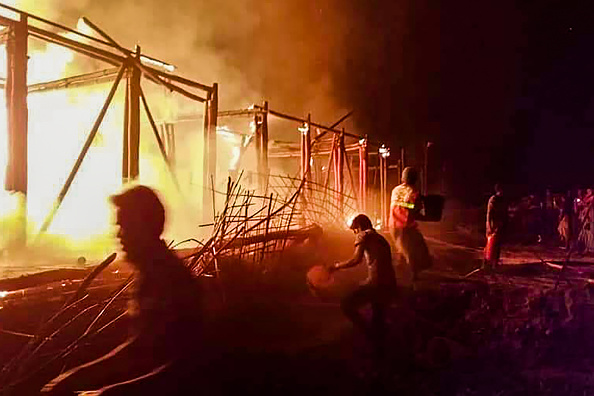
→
(559, 190, 575, 250)
(389, 167, 432, 286)
(484, 184, 508, 270)
(42, 185, 202, 396)
(329, 214, 397, 356)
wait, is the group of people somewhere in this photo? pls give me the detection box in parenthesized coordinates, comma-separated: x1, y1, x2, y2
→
(555, 188, 594, 253)
(40, 166, 432, 394)
(485, 186, 594, 270)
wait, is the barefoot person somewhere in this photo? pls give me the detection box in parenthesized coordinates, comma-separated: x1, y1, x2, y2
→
(42, 185, 203, 396)
(329, 214, 397, 354)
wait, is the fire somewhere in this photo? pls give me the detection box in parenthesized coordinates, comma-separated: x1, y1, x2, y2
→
(0, 38, 125, 256)
(0, 4, 237, 268)
(0, 13, 170, 259)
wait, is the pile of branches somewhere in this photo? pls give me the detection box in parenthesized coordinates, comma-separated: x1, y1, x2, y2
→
(0, 173, 360, 394)
(178, 173, 358, 277)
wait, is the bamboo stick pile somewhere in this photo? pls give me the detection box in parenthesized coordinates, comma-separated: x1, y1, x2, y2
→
(182, 173, 358, 278)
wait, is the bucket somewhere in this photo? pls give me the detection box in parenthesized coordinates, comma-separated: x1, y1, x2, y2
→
(421, 194, 445, 222)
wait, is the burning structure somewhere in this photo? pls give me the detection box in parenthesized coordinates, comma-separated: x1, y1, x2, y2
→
(0, 3, 397, 276)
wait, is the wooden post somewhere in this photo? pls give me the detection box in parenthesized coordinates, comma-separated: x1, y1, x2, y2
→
(261, 101, 269, 192)
(304, 114, 312, 181)
(358, 137, 368, 213)
(423, 141, 432, 195)
(5, 15, 28, 248)
(379, 145, 390, 228)
(166, 123, 176, 167)
(400, 147, 405, 183)
(202, 83, 218, 217)
(335, 131, 345, 213)
(122, 67, 130, 183)
(127, 46, 141, 180)
(299, 114, 312, 219)
(254, 111, 262, 189)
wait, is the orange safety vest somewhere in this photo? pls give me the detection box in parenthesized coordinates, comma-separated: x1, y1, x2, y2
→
(389, 183, 420, 230)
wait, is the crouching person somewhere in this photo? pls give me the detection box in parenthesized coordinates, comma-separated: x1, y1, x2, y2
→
(329, 214, 397, 357)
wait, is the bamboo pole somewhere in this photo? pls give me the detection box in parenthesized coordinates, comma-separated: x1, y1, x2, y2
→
(139, 85, 180, 190)
(335, 131, 345, 213)
(28, 67, 119, 93)
(80, 18, 207, 102)
(36, 64, 126, 237)
(358, 137, 368, 213)
(343, 135, 358, 212)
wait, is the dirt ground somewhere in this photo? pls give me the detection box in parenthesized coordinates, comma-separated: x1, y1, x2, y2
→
(2, 225, 594, 395)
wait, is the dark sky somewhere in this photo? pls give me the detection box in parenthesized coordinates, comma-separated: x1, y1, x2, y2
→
(439, 0, 594, 201)
(340, 0, 594, 202)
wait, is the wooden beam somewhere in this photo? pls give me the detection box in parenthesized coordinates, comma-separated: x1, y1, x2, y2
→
(28, 67, 119, 93)
(0, 7, 214, 95)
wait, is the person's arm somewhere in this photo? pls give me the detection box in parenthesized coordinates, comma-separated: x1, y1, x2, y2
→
(330, 244, 364, 272)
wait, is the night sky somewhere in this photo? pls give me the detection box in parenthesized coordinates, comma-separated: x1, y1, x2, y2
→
(351, 0, 594, 202)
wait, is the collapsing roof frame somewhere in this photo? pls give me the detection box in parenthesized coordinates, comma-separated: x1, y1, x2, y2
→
(0, 3, 219, 248)
(218, 104, 397, 226)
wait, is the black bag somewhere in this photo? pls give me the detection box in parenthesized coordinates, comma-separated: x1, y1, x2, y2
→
(421, 194, 445, 222)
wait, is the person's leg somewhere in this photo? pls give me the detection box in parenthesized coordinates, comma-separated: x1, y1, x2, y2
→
(492, 232, 502, 267)
(341, 285, 374, 336)
(403, 228, 432, 286)
(371, 299, 387, 356)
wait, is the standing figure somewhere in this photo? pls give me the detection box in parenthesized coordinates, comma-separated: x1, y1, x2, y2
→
(389, 166, 432, 286)
(558, 190, 575, 250)
(329, 214, 397, 354)
(582, 189, 594, 252)
(42, 185, 203, 396)
(484, 184, 508, 270)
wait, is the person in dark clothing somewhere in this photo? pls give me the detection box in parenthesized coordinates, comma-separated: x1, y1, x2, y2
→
(329, 214, 397, 351)
(559, 190, 575, 250)
(484, 184, 508, 270)
(42, 185, 202, 396)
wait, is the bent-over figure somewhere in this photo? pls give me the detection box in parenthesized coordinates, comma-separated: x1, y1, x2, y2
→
(329, 214, 397, 354)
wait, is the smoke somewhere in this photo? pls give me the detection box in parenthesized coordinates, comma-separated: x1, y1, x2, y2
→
(16, 0, 354, 126)
(12, 0, 424, 141)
